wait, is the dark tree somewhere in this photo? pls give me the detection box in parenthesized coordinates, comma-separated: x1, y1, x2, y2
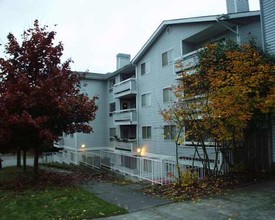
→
(0, 20, 98, 179)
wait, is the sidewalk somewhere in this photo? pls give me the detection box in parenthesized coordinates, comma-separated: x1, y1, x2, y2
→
(95, 180, 275, 220)
(83, 180, 172, 212)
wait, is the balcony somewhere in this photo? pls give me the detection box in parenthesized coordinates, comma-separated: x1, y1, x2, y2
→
(174, 49, 202, 75)
(113, 78, 137, 98)
(113, 109, 137, 125)
(111, 139, 137, 152)
(54, 137, 64, 149)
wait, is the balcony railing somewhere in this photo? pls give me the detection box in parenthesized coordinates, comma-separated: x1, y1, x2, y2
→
(111, 139, 137, 152)
(174, 49, 202, 75)
(113, 78, 137, 98)
(113, 109, 137, 125)
(54, 137, 64, 148)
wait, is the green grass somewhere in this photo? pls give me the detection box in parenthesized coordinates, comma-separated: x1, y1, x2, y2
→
(0, 167, 127, 219)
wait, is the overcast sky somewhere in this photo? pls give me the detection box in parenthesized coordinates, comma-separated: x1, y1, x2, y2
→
(0, 0, 260, 73)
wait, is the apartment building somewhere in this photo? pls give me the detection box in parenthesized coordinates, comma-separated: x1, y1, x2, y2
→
(56, 0, 274, 175)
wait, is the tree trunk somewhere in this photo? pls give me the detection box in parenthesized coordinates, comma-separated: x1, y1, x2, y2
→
(23, 149, 27, 172)
(33, 145, 40, 182)
(200, 140, 210, 176)
(176, 142, 181, 184)
(175, 126, 184, 185)
(17, 150, 21, 167)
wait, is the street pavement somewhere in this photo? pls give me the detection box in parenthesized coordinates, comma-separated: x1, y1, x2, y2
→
(1, 155, 34, 168)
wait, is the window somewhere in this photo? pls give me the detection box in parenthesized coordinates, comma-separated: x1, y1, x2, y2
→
(109, 128, 116, 140)
(141, 61, 150, 75)
(163, 87, 175, 103)
(141, 93, 151, 107)
(142, 126, 151, 139)
(164, 125, 176, 140)
(109, 102, 116, 116)
(162, 49, 174, 67)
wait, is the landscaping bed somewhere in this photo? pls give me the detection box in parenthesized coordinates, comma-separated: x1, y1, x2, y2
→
(141, 170, 275, 202)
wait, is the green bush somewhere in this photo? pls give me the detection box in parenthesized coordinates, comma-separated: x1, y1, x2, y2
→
(180, 168, 199, 188)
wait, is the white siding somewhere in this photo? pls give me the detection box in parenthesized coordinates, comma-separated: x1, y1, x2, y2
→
(137, 23, 219, 156)
(239, 18, 262, 45)
(63, 79, 108, 151)
(261, 0, 275, 54)
(136, 18, 262, 157)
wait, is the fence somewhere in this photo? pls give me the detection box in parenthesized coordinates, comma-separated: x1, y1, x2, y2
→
(42, 149, 221, 185)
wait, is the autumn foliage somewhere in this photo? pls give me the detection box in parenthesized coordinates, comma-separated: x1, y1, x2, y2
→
(0, 20, 98, 178)
(198, 41, 274, 142)
(161, 40, 275, 177)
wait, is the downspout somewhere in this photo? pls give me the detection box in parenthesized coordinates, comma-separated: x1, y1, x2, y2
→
(216, 14, 241, 44)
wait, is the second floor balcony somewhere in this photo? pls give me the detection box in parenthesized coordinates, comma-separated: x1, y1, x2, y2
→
(111, 139, 137, 152)
(174, 49, 201, 75)
(113, 78, 137, 98)
(54, 137, 64, 149)
(113, 109, 137, 125)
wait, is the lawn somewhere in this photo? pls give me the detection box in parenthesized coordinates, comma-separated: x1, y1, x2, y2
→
(0, 166, 127, 219)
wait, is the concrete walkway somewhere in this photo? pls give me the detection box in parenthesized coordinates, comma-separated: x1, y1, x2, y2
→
(83, 181, 172, 212)
(95, 180, 275, 220)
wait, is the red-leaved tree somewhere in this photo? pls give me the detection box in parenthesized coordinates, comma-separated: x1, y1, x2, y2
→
(0, 20, 98, 179)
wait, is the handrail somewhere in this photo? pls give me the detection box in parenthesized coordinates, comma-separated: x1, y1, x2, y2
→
(112, 108, 136, 114)
(174, 48, 204, 63)
(113, 77, 136, 87)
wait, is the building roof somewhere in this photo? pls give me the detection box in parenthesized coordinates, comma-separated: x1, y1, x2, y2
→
(76, 63, 135, 81)
(132, 10, 260, 64)
(105, 64, 135, 79)
(76, 71, 107, 80)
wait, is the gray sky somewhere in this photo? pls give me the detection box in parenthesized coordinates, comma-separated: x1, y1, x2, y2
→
(0, 0, 260, 73)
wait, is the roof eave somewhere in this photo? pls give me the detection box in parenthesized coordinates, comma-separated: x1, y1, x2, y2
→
(132, 10, 260, 64)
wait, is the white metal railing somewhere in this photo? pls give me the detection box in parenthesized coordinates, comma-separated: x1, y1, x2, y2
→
(42, 151, 102, 169)
(42, 152, 64, 164)
(113, 78, 137, 98)
(79, 151, 101, 169)
(100, 150, 168, 184)
(113, 109, 137, 125)
(42, 148, 228, 185)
